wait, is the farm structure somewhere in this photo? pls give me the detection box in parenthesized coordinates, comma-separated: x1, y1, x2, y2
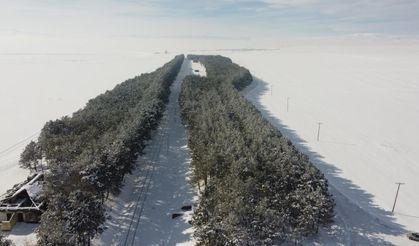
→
(0, 172, 46, 231)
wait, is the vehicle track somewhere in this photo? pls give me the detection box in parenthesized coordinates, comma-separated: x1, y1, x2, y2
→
(121, 114, 170, 246)
(128, 120, 170, 245)
(120, 59, 191, 245)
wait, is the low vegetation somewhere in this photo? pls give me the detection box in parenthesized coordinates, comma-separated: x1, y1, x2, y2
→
(0, 233, 13, 246)
(180, 55, 334, 244)
(19, 55, 184, 245)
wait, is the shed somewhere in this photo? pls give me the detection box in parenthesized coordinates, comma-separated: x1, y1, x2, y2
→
(0, 172, 46, 231)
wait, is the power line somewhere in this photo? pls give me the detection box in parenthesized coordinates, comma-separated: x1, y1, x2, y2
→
(0, 131, 41, 158)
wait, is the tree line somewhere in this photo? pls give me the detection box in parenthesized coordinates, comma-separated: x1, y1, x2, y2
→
(180, 55, 334, 245)
(19, 55, 184, 245)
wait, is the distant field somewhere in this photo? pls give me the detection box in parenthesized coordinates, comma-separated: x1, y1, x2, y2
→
(0, 52, 172, 195)
(213, 42, 419, 238)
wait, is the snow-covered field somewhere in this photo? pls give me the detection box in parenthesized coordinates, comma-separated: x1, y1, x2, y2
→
(219, 41, 419, 245)
(0, 52, 174, 196)
(0, 52, 174, 245)
(3, 37, 419, 245)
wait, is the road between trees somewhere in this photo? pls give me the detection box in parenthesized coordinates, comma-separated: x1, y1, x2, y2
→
(94, 58, 200, 246)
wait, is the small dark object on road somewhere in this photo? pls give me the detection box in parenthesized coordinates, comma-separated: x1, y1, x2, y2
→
(408, 232, 419, 242)
(172, 213, 183, 219)
(194, 70, 199, 73)
(181, 205, 192, 211)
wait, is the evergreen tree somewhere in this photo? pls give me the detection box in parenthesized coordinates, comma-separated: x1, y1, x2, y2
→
(33, 55, 184, 245)
(181, 55, 334, 244)
(19, 140, 42, 171)
(64, 190, 105, 246)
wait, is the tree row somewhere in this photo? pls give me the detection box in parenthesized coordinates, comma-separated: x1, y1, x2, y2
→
(19, 55, 184, 245)
(180, 55, 334, 245)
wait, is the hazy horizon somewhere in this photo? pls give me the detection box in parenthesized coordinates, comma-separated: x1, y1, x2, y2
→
(1, 0, 419, 54)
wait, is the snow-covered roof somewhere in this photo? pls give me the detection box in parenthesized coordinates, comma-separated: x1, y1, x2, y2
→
(0, 172, 44, 203)
(11, 172, 43, 201)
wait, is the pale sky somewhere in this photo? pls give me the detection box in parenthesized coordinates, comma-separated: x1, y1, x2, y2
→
(1, 0, 418, 52)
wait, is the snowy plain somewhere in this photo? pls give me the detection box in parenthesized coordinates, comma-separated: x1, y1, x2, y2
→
(216, 40, 419, 245)
(2, 37, 419, 245)
(0, 52, 174, 245)
(0, 52, 174, 196)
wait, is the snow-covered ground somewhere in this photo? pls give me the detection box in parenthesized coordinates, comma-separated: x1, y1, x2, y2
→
(190, 60, 207, 77)
(94, 58, 199, 246)
(3, 37, 419, 245)
(228, 41, 419, 245)
(3, 223, 38, 246)
(0, 52, 173, 245)
(0, 52, 174, 196)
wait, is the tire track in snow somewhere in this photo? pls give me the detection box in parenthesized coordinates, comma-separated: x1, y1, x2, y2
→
(128, 115, 170, 246)
(123, 104, 169, 246)
(123, 58, 194, 245)
(96, 58, 198, 245)
(121, 121, 166, 246)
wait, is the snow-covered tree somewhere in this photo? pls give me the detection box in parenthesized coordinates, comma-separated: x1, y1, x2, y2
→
(34, 55, 185, 244)
(0, 233, 13, 246)
(19, 140, 42, 171)
(64, 190, 105, 246)
(181, 55, 335, 244)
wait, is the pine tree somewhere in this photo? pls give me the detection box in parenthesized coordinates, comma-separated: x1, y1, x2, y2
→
(64, 190, 105, 246)
(33, 55, 185, 244)
(181, 55, 334, 244)
(19, 140, 42, 171)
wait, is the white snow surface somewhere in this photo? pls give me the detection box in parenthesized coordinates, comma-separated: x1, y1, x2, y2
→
(4, 223, 38, 246)
(0, 52, 173, 245)
(2, 38, 419, 245)
(223, 43, 419, 245)
(190, 60, 207, 77)
(11, 172, 43, 201)
(0, 52, 174, 196)
(93, 58, 197, 246)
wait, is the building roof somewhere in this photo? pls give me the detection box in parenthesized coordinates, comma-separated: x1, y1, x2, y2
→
(0, 172, 45, 212)
(10, 172, 43, 201)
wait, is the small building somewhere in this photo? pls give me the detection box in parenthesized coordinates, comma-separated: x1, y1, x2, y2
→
(0, 172, 46, 231)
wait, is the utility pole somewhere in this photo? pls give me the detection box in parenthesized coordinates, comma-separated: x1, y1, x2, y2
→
(392, 182, 405, 214)
(270, 85, 273, 96)
(316, 122, 322, 141)
(286, 97, 290, 112)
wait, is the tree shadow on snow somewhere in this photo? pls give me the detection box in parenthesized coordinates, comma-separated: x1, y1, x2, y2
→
(128, 124, 195, 245)
(243, 77, 407, 245)
(94, 70, 195, 246)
